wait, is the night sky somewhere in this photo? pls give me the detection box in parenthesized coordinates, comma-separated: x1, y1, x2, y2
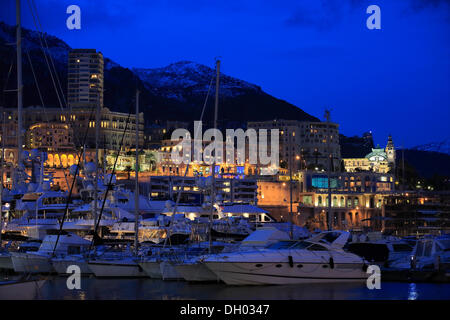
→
(1, 0, 449, 148)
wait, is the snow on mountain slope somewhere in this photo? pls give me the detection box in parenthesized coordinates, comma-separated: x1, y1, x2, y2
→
(412, 139, 450, 155)
(132, 61, 262, 100)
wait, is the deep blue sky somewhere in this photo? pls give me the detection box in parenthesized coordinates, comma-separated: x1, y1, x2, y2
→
(1, 0, 449, 148)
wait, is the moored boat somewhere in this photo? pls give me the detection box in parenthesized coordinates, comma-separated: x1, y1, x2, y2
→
(204, 230, 368, 285)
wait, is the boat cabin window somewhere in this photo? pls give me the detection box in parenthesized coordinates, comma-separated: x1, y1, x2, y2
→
(290, 241, 314, 250)
(42, 197, 66, 205)
(307, 244, 328, 251)
(392, 244, 412, 252)
(267, 241, 298, 249)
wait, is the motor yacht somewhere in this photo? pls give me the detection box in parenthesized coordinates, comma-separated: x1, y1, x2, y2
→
(204, 230, 368, 285)
(174, 227, 290, 282)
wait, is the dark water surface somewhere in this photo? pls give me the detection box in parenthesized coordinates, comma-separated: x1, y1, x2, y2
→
(1, 275, 449, 300)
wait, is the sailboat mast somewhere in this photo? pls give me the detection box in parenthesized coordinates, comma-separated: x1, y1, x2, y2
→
(0, 113, 4, 242)
(209, 59, 220, 252)
(16, 0, 23, 178)
(134, 90, 140, 254)
(93, 100, 100, 225)
(325, 110, 333, 231)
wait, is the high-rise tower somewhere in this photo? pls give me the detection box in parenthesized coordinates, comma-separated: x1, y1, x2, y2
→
(68, 49, 104, 108)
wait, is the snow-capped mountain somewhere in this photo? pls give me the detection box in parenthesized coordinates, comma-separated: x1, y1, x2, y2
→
(411, 139, 450, 155)
(133, 61, 261, 101)
(0, 21, 318, 124)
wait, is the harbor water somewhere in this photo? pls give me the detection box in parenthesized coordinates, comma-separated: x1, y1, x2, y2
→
(1, 274, 449, 300)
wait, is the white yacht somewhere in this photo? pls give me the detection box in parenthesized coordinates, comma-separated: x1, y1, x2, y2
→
(52, 254, 93, 275)
(87, 246, 147, 278)
(204, 230, 368, 285)
(174, 227, 289, 282)
(4, 188, 76, 240)
(11, 232, 90, 273)
(138, 246, 186, 279)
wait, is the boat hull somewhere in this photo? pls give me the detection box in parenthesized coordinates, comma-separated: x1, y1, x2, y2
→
(160, 261, 183, 280)
(138, 260, 162, 279)
(88, 259, 147, 278)
(205, 262, 367, 285)
(11, 253, 54, 274)
(175, 262, 220, 282)
(52, 258, 92, 275)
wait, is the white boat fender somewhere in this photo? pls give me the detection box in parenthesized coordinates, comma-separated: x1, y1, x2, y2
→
(329, 257, 335, 269)
(288, 255, 294, 268)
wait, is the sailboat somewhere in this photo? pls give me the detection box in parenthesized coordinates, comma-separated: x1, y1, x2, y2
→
(87, 90, 146, 278)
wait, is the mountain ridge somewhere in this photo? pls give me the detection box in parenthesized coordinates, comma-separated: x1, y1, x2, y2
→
(0, 21, 319, 124)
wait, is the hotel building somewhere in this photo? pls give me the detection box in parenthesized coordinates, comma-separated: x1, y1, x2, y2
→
(247, 119, 341, 172)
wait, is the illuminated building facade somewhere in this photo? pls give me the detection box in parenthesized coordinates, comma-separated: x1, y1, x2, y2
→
(157, 138, 253, 178)
(343, 135, 396, 173)
(296, 170, 395, 231)
(0, 106, 144, 151)
(147, 175, 258, 204)
(247, 119, 341, 172)
(26, 123, 74, 150)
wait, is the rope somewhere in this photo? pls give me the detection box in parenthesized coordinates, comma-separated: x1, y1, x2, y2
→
(26, 50, 71, 190)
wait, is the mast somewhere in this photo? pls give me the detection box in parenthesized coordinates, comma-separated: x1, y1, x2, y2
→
(209, 59, 220, 253)
(289, 131, 293, 239)
(134, 90, 140, 255)
(93, 101, 100, 226)
(16, 0, 23, 185)
(0, 113, 4, 243)
(325, 110, 333, 231)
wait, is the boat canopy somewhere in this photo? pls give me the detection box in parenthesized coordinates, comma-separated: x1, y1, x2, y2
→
(240, 227, 290, 247)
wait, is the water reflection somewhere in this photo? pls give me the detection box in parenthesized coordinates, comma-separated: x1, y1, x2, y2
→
(408, 283, 419, 300)
(1, 275, 450, 300)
